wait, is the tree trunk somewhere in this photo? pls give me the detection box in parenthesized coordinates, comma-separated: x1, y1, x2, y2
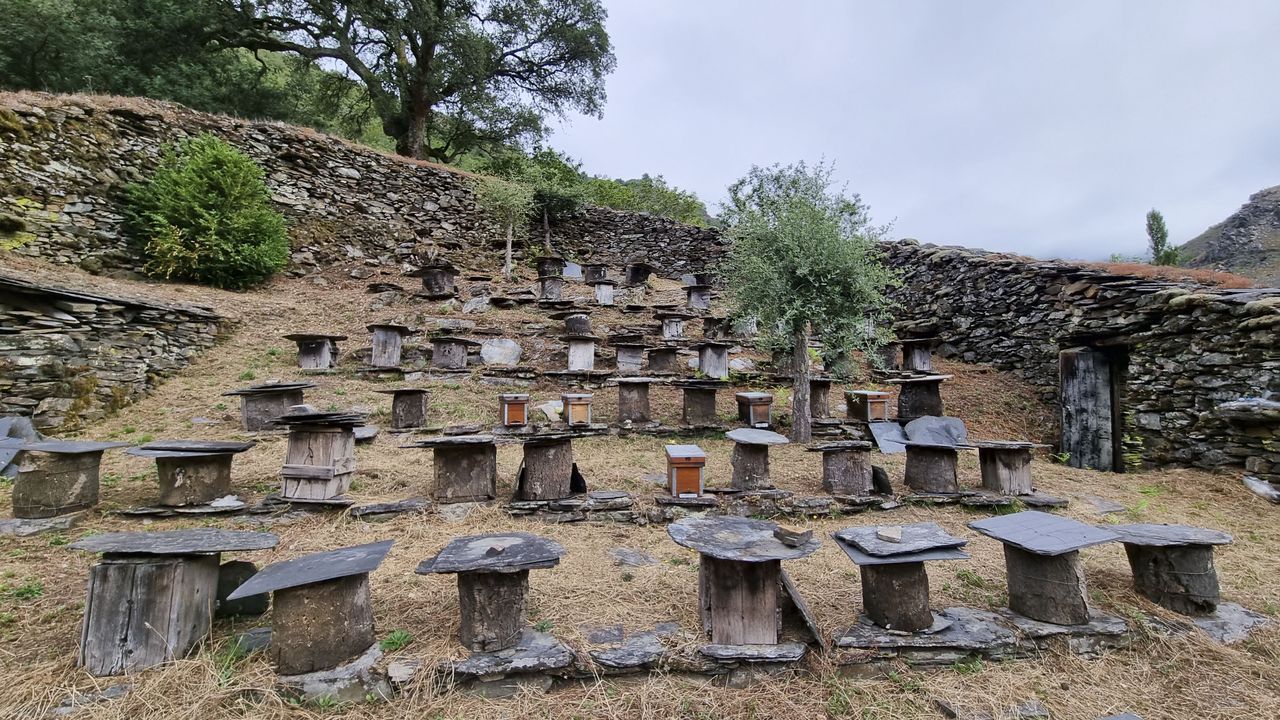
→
(542, 209, 552, 253)
(503, 221, 514, 280)
(791, 331, 812, 442)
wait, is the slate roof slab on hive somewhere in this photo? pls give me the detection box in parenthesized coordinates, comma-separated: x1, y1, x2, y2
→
(69, 528, 278, 555)
(1106, 523, 1232, 547)
(833, 522, 970, 565)
(416, 532, 566, 575)
(667, 515, 821, 562)
(969, 511, 1119, 555)
(725, 428, 789, 446)
(226, 540, 393, 600)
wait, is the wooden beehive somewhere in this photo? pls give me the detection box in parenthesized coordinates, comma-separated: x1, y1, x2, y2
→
(846, 390, 892, 422)
(500, 394, 530, 427)
(281, 425, 356, 500)
(736, 392, 773, 427)
(666, 444, 706, 497)
(561, 393, 593, 427)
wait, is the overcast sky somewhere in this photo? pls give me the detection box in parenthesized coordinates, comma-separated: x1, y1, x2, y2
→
(548, 0, 1280, 260)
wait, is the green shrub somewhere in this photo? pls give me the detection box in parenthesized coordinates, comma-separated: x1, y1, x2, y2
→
(126, 133, 288, 289)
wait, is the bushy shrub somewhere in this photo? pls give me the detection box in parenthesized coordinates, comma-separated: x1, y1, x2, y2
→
(126, 133, 288, 289)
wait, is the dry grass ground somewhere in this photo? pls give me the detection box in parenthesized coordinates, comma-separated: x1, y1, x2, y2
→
(0, 258, 1276, 720)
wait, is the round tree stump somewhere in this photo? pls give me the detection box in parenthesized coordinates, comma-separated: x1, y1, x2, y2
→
(979, 445, 1033, 495)
(457, 570, 529, 651)
(898, 382, 944, 420)
(1123, 543, 1220, 616)
(1004, 545, 1090, 625)
(904, 445, 959, 494)
(810, 380, 831, 419)
(861, 561, 933, 631)
(13, 451, 104, 519)
(272, 573, 375, 675)
(823, 449, 873, 495)
(731, 443, 771, 490)
(520, 440, 575, 500)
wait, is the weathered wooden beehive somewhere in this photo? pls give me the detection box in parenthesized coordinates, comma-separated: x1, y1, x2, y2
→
(227, 540, 392, 675)
(373, 388, 430, 430)
(886, 374, 952, 421)
(71, 529, 278, 676)
(674, 379, 727, 427)
(367, 323, 415, 368)
(666, 444, 707, 497)
(402, 434, 498, 503)
(845, 390, 892, 423)
(564, 334, 598, 371)
(222, 381, 315, 431)
(127, 440, 256, 506)
(430, 335, 480, 370)
(590, 278, 616, 306)
(408, 260, 458, 299)
(5, 439, 129, 518)
(283, 333, 346, 370)
(685, 284, 713, 311)
(726, 428, 789, 491)
(735, 392, 774, 428)
(693, 341, 731, 380)
(275, 406, 363, 501)
(833, 523, 968, 632)
(808, 440, 874, 495)
(616, 377, 658, 424)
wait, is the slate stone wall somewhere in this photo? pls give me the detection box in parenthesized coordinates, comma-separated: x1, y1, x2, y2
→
(0, 272, 229, 431)
(882, 240, 1280, 477)
(0, 93, 725, 278)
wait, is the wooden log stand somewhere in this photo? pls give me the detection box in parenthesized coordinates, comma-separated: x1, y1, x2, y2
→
(808, 441, 874, 495)
(227, 541, 391, 675)
(127, 441, 255, 506)
(402, 435, 498, 503)
(648, 346, 681, 374)
(374, 388, 430, 430)
(970, 511, 1120, 626)
(903, 441, 962, 494)
(888, 375, 952, 421)
(669, 516, 820, 646)
(431, 336, 479, 370)
(727, 428, 789, 491)
(676, 381, 724, 426)
(1110, 524, 1232, 616)
(416, 532, 565, 652)
(833, 522, 969, 633)
(517, 435, 576, 500)
(809, 378, 833, 419)
(71, 529, 278, 676)
(974, 441, 1035, 495)
(8, 441, 128, 518)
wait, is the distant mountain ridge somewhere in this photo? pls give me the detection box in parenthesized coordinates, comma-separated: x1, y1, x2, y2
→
(1179, 185, 1280, 286)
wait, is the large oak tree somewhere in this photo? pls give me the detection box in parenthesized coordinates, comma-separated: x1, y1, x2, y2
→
(210, 0, 615, 161)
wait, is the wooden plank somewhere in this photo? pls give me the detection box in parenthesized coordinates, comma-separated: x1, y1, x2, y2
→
(457, 570, 529, 652)
(700, 556, 779, 645)
(1060, 347, 1114, 472)
(79, 555, 219, 676)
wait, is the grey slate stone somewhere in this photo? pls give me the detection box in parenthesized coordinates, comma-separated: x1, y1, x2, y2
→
(1191, 602, 1272, 644)
(699, 642, 807, 662)
(969, 510, 1119, 555)
(668, 515, 821, 562)
(868, 421, 908, 454)
(70, 528, 278, 556)
(609, 547, 658, 566)
(449, 630, 574, 677)
(834, 522, 967, 557)
(227, 540, 392, 599)
(418, 532, 565, 574)
(1107, 523, 1232, 547)
(904, 416, 969, 446)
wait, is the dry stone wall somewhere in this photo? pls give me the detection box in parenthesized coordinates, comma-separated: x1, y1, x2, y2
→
(0, 93, 725, 279)
(0, 272, 229, 431)
(883, 240, 1280, 478)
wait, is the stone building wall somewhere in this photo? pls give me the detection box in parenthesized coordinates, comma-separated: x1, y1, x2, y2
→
(0, 272, 229, 431)
(882, 240, 1279, 478)
(0, 93, 725, 278)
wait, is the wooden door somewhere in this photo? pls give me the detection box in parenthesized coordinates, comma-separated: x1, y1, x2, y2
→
(1060, 347, 1115, 471)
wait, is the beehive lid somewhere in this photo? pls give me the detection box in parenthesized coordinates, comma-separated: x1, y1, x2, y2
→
(969, 511, 1119, 556)
(417, 532, 565, 574)
(70, 528, 278, 556)
(226, 540, 393, 599)
(665, 444, 706, 461)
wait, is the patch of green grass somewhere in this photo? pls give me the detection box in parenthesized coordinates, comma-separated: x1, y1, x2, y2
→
(214, 402, 228, 411)
(122, 425, 137, 434)
(956, 568, 989, 589)
(47, 534, 69, 547)
(951, 657, 984, 674)
(0, 611, 15, 625)
(533, 619, 554, 633)
(100, 473, 122, 489)
(1138, 485, 1164, 497)
(137, 433, 154, 444)
(620, 571, 634, 582)
(4, 580, 44, 600)
(0, 475, 11, 487)
(238, 370, 256, 381)
(380, 629, 412, 651)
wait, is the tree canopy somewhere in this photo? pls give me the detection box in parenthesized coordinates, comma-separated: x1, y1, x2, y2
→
(723, 161, 896, 440)
(209, 0, 616, 161)
(1146, 208, 1179, 266)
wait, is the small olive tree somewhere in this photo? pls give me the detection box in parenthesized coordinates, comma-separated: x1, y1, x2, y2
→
(723, 161, 896, 441)
(475, 176, 536, 279)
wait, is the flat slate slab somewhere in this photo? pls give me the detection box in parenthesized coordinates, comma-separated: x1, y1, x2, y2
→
(699, 642, 807, 662)
(999, 609, 1129, 640)
(725, 428, 789, 446)
(884, 374, 953, 384)
(668, 515, 820, 562)
(283, 333, 347, 341)
(417, 532, 565, 575)
(127, 440, 256, 457)
(868, 421, 908, 454)
(835, 607, 1016, 653)
(834, 522, 968, 558)
(449, 630, 574, 677)
(969, 510, 1119, 556)
(904, 416, 970, 447)
(835, 540, 969, 566)
(226, 540, 393, 600)
(1191, 602, 1272, 644)
(587, 622, 679, 670)
(70, 528, 278, 556)
(222, 381, 316, 396)
(0, 439, 130, 454)
(401, 434, 496, 449)
(807, 441, 873, 453)
(1106, 523, 1233, 547)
